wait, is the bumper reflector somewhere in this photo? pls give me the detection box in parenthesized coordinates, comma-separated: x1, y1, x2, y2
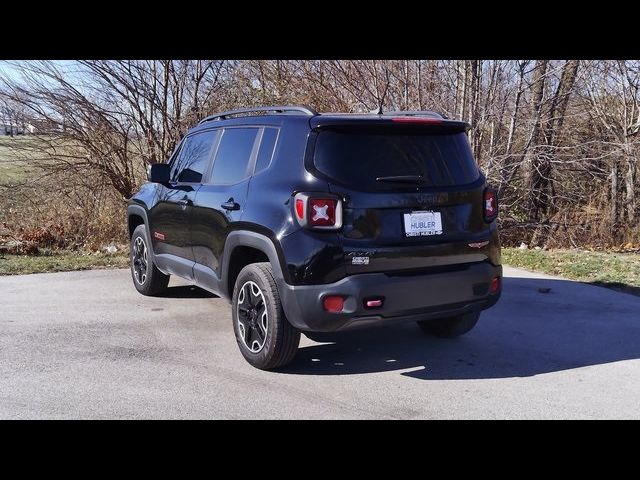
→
(323, 295, 345, 313)
(365, 298, 384, 308)
(490, 276, 501, 294)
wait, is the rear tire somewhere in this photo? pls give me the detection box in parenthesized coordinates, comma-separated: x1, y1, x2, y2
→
(417, 312, 480, 338)
(232, 262, 300, 370)
(130, 224, 170, 296)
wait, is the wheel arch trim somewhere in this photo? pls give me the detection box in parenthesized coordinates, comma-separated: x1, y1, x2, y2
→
(221, 230, 288, 299)
(127, 204, 155, 257)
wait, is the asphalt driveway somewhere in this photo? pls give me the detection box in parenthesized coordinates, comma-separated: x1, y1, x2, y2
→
(1, 266, 639, 419)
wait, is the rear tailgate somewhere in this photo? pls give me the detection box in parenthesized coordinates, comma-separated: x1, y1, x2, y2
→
(307, 118, 494, 275)
(338, 185, 493, 275)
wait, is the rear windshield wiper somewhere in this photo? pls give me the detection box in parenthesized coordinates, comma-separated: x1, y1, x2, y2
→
(375, 175, 424, 184)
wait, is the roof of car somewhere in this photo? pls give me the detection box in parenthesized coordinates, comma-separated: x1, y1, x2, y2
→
(190, 106, 469, 133)
(198, 106, 445, 123)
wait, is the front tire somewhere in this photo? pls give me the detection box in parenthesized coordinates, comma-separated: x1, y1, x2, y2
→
(417, 312, 480, 338)
(130, 224, 170, 296)
(232, 262, 300, 370)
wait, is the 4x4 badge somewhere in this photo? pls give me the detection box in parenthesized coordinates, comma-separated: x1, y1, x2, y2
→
(153, 231, 165, 241)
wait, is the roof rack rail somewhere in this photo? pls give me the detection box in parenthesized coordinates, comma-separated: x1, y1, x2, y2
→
(383, 110, 448, 119)
(199, 105, 318, 125)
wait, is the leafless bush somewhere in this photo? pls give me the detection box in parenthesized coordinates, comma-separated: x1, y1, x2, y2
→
(1, 60, 639, 252)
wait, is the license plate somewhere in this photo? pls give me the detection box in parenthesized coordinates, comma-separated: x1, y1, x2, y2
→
(403, 211, 443, 237)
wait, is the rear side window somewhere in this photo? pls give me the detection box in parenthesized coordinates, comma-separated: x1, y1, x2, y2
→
(254, 127, 278, 174)
(312, 130, 479, 191)
(172, 130, 217, 183)
(211, 128, 259, 185)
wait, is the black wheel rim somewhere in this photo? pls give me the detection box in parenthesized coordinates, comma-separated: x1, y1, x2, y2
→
(237, 281, 268, 353)
(132, 236, 148, 285)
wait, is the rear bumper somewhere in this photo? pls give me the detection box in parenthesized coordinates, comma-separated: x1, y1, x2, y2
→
(278, 262, 502, 332)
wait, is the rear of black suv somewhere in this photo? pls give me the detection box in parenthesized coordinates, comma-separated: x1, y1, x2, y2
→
(278, 113, 502, 334)
(129, 107, 501, 370)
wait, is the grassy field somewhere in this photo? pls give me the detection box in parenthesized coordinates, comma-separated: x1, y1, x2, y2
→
(0, 159, 31, 184)
(0, 251, 129, 275)
(0, 137, 36, 184)
(503, 247, 640, 295)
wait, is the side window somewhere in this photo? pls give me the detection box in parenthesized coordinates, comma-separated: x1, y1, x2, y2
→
(210, 128, 259, 185)
(254, 128, 278, 174)
(172, 130, 217, 183)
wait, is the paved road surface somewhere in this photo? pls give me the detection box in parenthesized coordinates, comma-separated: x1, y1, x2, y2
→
(1, 266, 639, 419)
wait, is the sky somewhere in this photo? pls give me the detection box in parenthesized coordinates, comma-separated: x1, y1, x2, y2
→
(0, 60, 79, 81)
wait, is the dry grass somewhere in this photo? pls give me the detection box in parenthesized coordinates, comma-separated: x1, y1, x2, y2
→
(0, 136, 129, 253)
(0, 250, 128, 275)
(503, 247, 640, 296)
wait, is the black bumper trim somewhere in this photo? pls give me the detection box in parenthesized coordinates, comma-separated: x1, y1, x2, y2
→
(277, 262, 502, 332)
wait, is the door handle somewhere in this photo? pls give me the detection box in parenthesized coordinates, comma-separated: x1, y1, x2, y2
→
(221, 199, 240, 211)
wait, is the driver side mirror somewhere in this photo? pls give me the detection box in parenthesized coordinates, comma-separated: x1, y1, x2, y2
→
(147, 163, 171, 183)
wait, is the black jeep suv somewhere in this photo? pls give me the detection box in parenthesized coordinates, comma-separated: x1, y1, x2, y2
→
(127, 106, 502, 370)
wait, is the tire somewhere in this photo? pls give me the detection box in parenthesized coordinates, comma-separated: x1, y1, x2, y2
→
(232, 262, 300, 370)
(130, 224, 170, 296)
(417, 312, 480, 338)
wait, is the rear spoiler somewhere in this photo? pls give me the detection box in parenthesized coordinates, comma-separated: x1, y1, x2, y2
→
(310, 116, 471, 132)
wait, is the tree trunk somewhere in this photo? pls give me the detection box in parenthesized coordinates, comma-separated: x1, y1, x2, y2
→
(524, 60, 549, 221)
(545, 60, 580, 145)
(611, 158, 619, 226)
(416, 61, 423, 109)
(534, 60, 580, 219)
(506, 61, 528, 155)
(456, 60, 468, 120)
(624, 146, 636, 223)
(469, 60, 483, 161)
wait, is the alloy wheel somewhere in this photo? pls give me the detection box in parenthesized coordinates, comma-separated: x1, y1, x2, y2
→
(132, 236, 148, 285)
(237, 281, 268, 353)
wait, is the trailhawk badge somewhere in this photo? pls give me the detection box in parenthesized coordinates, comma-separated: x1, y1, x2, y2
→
(351, 256, 370, 265)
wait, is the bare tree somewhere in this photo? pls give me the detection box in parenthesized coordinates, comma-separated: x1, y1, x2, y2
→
(2, 59, 640, 250)
(0, 60, 233, 198)
(583, 60, 640, 226)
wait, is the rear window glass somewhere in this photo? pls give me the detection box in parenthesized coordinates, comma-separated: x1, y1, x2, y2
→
(313, 130, 479, 191)
(254, 127, 278, 174)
